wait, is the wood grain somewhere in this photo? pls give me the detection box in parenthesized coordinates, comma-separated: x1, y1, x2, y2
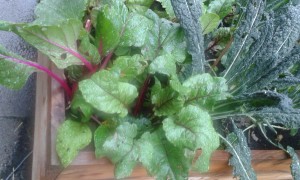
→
(56, 150, 298, 179)
(33, 55, 299, 180)
(32, 53, 51, 180)
(32, 53, 63, 180)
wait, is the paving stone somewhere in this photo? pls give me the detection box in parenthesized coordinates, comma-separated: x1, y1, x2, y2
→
(0, 0, 37, 179)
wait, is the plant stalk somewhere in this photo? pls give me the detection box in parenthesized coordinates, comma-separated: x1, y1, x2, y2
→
(100, 52, 113, 70)
(133, 75, 151, 116)
(26, 30, 95, 72)
(0, 54, 72, 98)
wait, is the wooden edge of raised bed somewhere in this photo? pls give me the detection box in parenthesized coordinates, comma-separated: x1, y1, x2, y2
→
(33, 54, 299, 180)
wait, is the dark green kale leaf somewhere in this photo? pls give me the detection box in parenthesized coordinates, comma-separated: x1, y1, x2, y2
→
(287, 146, 300, 179)
(215, 91, 300, 129)
(223, 1, 300, 95)
(170, 0, 206, 74)
(243, 91, 300, 129)
(221, 123, 257, 180)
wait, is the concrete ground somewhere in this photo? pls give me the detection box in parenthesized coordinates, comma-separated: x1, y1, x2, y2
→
(0, 0, 37, 179)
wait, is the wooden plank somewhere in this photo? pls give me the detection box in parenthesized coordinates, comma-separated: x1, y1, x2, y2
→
(50, 62, 66, 166)
(68, 149, 295, 166)
(32, 53, 52, 180)
(56, 158, 293, 180)
(32, 53, 63, 180)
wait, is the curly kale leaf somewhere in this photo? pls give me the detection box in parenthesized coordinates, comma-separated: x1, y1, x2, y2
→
(221, 123, 257, 180)
(287, 146, 300, 179)
(223, 1, 300, 95)
(170, 0, 206, 74)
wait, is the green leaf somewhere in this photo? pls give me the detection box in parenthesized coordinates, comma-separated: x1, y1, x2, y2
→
(149, 54, 177, 77)
(142, 10, 187, 63)
(212, 27, 232, 49)
(241, 91, 300, 129)
(0, 20, 22, 32)
(17, 19, 94, 69)
(110, 54, 148, 83)
(33, 0, 88, 25)
(139, 129, 193, 179)
(221, 124, 257, 180)
(96, 0, 153, 54)
(290, 128, 298, 136)
(157, 0, 176, 19)
(183, 73, 228, 109)
(118, 116, 152, 136)
(151, 79, 184, 116)
(287, 146, 300, 179)
(163, 105, 219, 172)
(70, 92, 94, 122)
(223, 3, 300, 95)
(94, 122, 139, 179)
(207, 0, 234, 19)
(0, 45, 35, 89)
(170, 0, 206, 74)
(56, 120, 92, 167)
(222, 0, 265, 78)
(79, 70, 138, 117)
(126, 0, 154, 13)
(200, 13, 220, 35)
(78, 35, 101, 65)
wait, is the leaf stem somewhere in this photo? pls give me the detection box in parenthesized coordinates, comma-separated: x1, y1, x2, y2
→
(133, 75, 151, 116)
(100, 52, 113, 70)
(26, 31, 94, 72)
(91, 115, 101, 125)
(211, 113, 253, 121)
(0, 54, 72, 98)
(242, 124, 256, 133)
(258, 123, 287, 153)
(212, 36, 233, 68)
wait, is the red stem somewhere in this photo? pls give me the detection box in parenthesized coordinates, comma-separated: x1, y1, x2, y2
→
(26, 31, 94, 72)
(133, 76, 151, 116)
(100, 52, 113, 70)
(205, 39, 220, 52)
(0, 54, 72, 98)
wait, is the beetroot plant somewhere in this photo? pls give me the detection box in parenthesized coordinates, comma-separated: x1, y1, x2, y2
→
(0, 0, 300, 179)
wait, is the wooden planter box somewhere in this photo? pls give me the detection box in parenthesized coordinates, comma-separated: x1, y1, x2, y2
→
(32, 54, 299, 180)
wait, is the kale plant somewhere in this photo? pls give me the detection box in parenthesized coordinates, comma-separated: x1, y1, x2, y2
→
(0, 0, 299, 179)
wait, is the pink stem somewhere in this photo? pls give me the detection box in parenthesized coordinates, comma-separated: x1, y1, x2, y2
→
(100, 52, 113, 70)
(26, 31, 94, 72)
(45, 39, 94, 72)
(85, 19, 92, 33)
(0, 54, 72, 98)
